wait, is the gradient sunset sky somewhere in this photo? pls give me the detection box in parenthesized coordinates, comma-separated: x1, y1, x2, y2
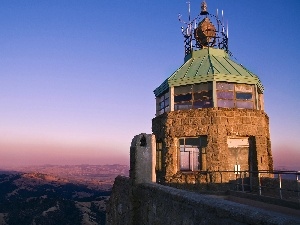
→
(0, 1, 299, 169)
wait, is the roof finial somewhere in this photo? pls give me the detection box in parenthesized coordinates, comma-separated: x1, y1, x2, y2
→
(200, 1, 208, 15)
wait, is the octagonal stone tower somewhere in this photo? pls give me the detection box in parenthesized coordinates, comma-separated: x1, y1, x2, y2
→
(152, 1, 273, 185)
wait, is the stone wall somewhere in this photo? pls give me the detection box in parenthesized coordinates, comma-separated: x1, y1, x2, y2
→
(106, 176, 133, 225)
(152, 108, 273, 185)
(106, 176, 300, 225)
(130, 134, 156, 184)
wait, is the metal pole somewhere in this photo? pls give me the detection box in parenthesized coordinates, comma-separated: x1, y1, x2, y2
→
(236, 173, 238, 191)
(258, 173, 261, 196)
(250, 170, 252, 192)
(241, 172, 244, 192)
(297, 172, 299, 203)
(279, 173, 282, 200)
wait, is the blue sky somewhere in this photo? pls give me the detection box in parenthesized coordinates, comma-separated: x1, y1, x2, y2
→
(0, 1, 299, 168)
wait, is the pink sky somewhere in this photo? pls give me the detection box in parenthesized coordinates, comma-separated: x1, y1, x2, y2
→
(1, 138, 298, 171)
(272, 146, 300, 171)
(0, 140, 129, 168)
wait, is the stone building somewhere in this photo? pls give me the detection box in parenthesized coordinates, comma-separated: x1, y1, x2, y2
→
(152, 1, 273, 185)
(106, 3, 300, 225)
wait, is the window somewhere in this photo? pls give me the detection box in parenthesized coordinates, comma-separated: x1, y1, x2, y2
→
(156, 141, 162, 171)
(216, 82, 255, 109)
(179, 136, 207, 171)
(156, 91, 170, 115)
(174, 82, 212, 110)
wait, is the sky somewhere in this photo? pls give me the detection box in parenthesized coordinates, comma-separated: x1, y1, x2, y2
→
(0, 0, 299, 169)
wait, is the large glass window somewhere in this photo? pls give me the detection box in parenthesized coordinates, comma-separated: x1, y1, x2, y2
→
(216, 82, 255, 109)
(174, 82, 212, 110)
(179, 136, 207, 171)
(156, 91, 170, 115)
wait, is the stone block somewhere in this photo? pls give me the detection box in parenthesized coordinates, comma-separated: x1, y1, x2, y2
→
(211, 117, 222, 124)
(224, 111, 234, 117)
(182, 118, 189, 125)
(201, 117, 210, 125)
(242, 116, 251, 124)
(189, 118, 200, 125)
(227, 117, 235, 125)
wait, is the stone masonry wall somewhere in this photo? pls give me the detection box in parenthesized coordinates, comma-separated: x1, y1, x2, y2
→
(106, 176, 133, 225)
(106, 176, 300, 225)
(152, 108, 273, 185)
(130, 134, 156, 184)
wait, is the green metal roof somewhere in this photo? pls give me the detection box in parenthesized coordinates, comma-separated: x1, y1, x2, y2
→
(154, 48, 264, 97)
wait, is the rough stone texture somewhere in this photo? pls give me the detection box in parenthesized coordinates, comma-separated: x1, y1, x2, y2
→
(152, 108, 273, 185)
(130, 134, 156, 184)
(106, 176, 133, 225)
(106, 176, 300, 225)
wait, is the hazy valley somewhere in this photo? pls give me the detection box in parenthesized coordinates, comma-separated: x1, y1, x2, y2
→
(0, 164, 129, 225)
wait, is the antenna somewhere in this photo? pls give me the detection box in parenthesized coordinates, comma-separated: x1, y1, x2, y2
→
(227, 21, 229, 38)
(222, 10, 224, 22)
(178, 0, 229, 56)
(216, 9, 219, 46)
(178, 2, 191, 25)
(221, 10, 224, 33)
(187, 1, 191, 22)
(178, 13, 182, 22)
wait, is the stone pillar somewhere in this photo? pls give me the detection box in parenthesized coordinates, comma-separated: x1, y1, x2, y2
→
(259, 94, 264, 111)
(212, 80, 217, 107)
(170, 86, 174, 111)
(130, 133, 156, 184)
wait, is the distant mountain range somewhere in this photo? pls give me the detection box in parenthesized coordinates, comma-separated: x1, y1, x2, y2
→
(0, 164, 129, 225)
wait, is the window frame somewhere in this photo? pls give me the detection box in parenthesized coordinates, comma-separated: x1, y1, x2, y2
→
(174, 82, 213, 110)
(156, 141, 163, 171)
(156, 91, 170, 116)
(216, 82, 255, 109)
(178, 136, 207, 172)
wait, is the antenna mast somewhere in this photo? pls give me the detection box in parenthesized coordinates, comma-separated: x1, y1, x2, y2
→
(179, 1, 194, 55)
(179, 1, 230, 57)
